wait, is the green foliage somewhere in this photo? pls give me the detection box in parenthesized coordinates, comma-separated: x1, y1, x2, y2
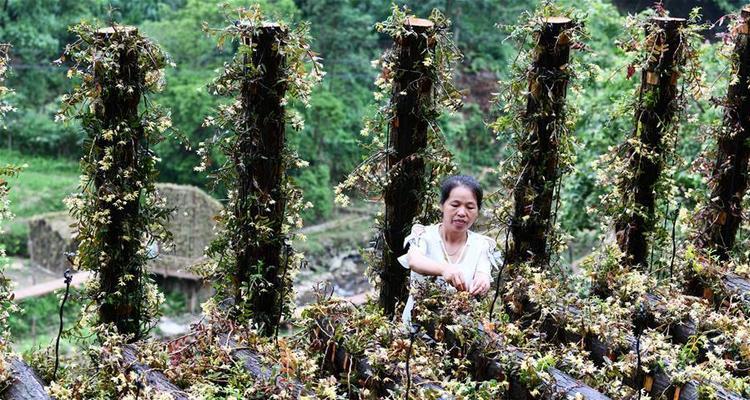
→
(0, 45, 19, 388)
(296, 164, 333, 223)
(58, 22, 176, 340)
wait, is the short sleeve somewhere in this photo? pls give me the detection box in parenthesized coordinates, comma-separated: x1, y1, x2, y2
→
(474, 236, 499, 278)
(397, 224, 427, 268)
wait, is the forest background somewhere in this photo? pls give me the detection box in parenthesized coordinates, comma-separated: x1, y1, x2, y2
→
(1, 0, 747, 265)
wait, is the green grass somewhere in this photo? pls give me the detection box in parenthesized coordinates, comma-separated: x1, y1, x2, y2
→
(1, 149, 79, 219)
(1, 150, 78, 255)
(9, 285, 193, 353)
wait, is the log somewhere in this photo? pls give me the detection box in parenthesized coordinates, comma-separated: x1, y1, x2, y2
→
(0, 357, 50, 400)
(434, 315, 611, 400)
(121, 345, 188, 400)
(217, 334, 312, 398)
(467, 344, 611, 400)
(534, 299, 745, 399)
(721, 273, 750, 311)
(310, 318, 452, 399)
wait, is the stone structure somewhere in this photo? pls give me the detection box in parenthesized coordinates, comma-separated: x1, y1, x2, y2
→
(28, 183, 222, 278)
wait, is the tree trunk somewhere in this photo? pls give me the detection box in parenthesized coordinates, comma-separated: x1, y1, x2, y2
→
(615, 17, 686, 270)
(694, 7, 750, 260)
(93, 26, 147, 340)
(233, 23, 290, 336)
(380, 17, 436, 317)
(508, 17, 573, 268)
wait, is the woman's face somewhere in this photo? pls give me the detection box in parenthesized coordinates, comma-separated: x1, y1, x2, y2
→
(440, 185, 479, 234)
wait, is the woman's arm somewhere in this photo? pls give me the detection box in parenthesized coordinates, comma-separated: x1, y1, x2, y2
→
(407, 247, 467, 291)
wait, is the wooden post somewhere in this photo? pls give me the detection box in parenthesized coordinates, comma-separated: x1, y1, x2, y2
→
(380, 17, 436, 317)
(507, 17, 573, 268)
(232, 22, 290, 335)
(614, 17, 686, 270)
(93, 26, 147, 339)
(694, 7, 750, 259)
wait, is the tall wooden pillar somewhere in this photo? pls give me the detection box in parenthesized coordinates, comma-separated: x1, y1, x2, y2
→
(93, 26, 147, 338)
(507, 17, 573, 268)
(380, 17, 436, 316)
(694, 7, 750, 260)
(232, 23, 290, 335)
(614, 17, 686, 270)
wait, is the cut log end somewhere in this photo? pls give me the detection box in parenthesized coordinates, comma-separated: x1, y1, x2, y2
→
(234, 20, 283, 30)
(650, 17, 687, 29)
(95, 25, 138, 37)
(544, 16, 572, 25)
(405, 17, 434, 29)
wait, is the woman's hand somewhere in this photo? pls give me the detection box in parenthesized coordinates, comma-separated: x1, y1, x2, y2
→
(442, 264, 466, 291)
(470, 272, 491, 297)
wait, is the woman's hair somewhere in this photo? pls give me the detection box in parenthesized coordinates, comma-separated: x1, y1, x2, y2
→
(439, 175, 483, 209)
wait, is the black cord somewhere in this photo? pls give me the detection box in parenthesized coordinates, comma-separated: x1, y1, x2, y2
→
(489, 228, 511, 321)
(634, 303, 648, 400)
(404, 324, 418, 400)
(669, 205, 679, 279)
(53, 267, 74, 381)
(274, 243, 293, 345)
(134, 370, 143, 400)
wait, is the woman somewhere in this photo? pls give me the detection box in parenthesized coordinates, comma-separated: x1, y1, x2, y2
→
(398, 175, 497, 326)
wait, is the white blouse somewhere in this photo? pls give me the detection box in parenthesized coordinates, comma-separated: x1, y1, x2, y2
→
(397, 223, 498, 326)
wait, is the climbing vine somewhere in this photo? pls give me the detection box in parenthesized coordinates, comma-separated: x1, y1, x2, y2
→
(195, 4, 323, 330)
(57, 22, 176, 340)
(335, 5, 462, 289)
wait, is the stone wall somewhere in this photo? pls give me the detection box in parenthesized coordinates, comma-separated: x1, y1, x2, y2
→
(28, 184, 222, 276)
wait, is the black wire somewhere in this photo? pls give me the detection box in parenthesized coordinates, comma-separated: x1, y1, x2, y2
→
(669, 205, 679, 279)
(134, 370, 143, 400)
(53, 266, 74, 381)
(274, 243, 293, 345)
(489, 227, 511, 321)
(404, 325, 418, 400)
(636, 332, 642, 400)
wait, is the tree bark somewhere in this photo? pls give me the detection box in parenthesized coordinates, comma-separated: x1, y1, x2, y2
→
(0, 357, 50, 400)
(508, 17, 573, 268)
(217, 333, 312, 398)
(233, 23, 290, 336)
(694, 8, 750, 260)
(310, 316, 451, 399)
(93, 26, 147, 340)
(380, 17, 436, 317)
(615, 17, 686, 270)
(121, 345, 189, 400)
